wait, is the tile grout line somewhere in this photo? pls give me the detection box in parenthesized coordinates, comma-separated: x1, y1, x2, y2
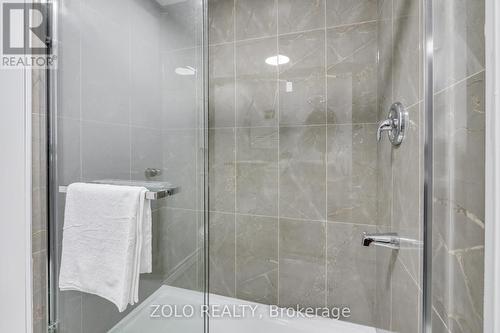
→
(209, 122, 381, 130)
(324, 0, 328, 309)
(79, 3, 84, 328)
(207, 19, 379, 47)
(233, 0, 238, 299)
(276, 0, 280, 307)
(79, 0, 83, 182)
(128, 2, 133, 182)
(194, 20, 200, 291)
(433, 69, 486, 97)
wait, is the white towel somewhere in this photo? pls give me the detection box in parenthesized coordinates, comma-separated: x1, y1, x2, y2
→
(58, 183, 152, 312)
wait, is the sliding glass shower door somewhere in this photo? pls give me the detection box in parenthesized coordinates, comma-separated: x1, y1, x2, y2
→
(207, 0, 426, 332)
(48, 0, 207, 332)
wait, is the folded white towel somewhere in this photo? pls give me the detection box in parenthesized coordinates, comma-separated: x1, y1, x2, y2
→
(58, 183, 152, 312)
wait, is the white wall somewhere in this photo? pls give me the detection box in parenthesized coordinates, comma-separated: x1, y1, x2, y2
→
(0, 66, 32, 331)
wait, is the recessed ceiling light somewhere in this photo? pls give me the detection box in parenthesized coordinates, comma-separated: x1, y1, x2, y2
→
(265, 55, 290, 66)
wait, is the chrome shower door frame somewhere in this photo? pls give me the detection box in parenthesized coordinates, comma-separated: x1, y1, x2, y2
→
(45, 1, 210, 332)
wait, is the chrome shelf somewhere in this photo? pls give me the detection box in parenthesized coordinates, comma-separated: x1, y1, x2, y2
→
(58, 180, 180, 200)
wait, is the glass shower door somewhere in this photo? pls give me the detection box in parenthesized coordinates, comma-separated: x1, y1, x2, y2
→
(48, 0, 207, 332)
(207, 0, 425, 332)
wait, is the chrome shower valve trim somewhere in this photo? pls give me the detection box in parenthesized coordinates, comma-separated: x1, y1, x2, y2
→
(377, 102, 408, 146)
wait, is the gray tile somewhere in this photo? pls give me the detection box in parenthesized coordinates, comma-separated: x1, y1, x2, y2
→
(279, 218, 326, 308)
(326, 0, 377, 27)
(32, 230, 47, 254)
(235, 0, 277, 40)
(83, 0, 130, 27)
(327, 124, 377, 225)
(32, 114, 47, 190)
(209, 128, 235, 213)
(439, 72, 485, 222)
(433, 72, 485, 252)
(278, 0, 325, 34)
(209, 0, 234, 44)
(33, 316, 47, 333)
(431, 233, 452, 331)
(162, 129, 198, 209)
(57, 117, 81, 185)
(391, 260, 421, 333)
(58, 0, 81, 120)
(131, 127, 162, 181)
(433, 0, 485, 92)
(392, 9, 421, 107)
(235, 37, 278, 127)
(138, 277, 163, 302)
(456, 247, 484, 333)
(32, 288, 47, 333)
(32, 69, 47, 117)
(393, 0, 418, 18)
(327, 223, 377, 326)
(151, 210, 163, 276)
(32, 250, 47, 294)
(377, 0, 392, 21)
(374, 242, 397, 330)
(377, 17, 393, 119)
(236, 80, 279, 127)
(162, 48, 199, 129)
(32, 187, 47, 235)
(209, 212, 236, 297)
(432, 72, 485, 333)
(158, 208, 198, 277)
(432, 312, 452, 333)
(130, 0, 161, 48)
(209, 44, 235, 128)
(130, 41, 162, 129)
(327, 22, 378, 124)
(392, 104, 422, 282)
(58, 291, 83, 333)
(160, 1, 198, 52)
(432, 232, 484, 333)
(279, 30, 326, 125)
(236, 127, 278, 216)
(82, 292, 128, 333)
(81, 121, 130, 181)
(168, 260, 200, 290)
(376, 135, 393, 228)
(279, 126, 327, 221)
(32, 251, 47, 333)
(80, 7, 130, 125)
(236, 215, 278, 304)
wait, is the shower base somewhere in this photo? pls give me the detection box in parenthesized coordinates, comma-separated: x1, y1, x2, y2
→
(109, 285, 382, 333)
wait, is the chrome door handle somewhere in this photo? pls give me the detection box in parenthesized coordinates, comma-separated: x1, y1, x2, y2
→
(362, 232, 400, 249)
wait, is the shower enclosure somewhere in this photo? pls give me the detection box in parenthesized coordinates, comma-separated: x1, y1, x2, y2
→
(39, 0, 485, 332)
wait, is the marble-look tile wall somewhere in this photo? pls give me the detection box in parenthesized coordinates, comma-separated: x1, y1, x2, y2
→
(375, 1, 485, 333)
(32, 68, 48, 333)
(208, 0, 382, 327)
(432, 0, 485, 332)
(375, 0, 423, 332)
